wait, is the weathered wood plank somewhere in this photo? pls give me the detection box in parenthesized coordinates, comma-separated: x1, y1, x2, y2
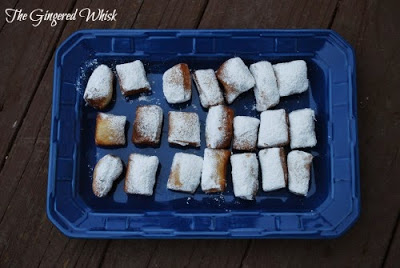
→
(0, 0, 143, 266)
(0, 0, 75, 172)
(198, 0, 337, 28)
(384, 216, 400, 267)
(241, 0, 400, 267)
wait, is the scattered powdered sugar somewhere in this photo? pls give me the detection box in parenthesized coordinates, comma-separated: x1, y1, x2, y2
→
(217, 57, 255, 104)
(273, 60, 309, 97)
(287, 150, 313, 196)
(168, 111, 201, 147)
(230, 153, 259, 200)
(138, 94, 153, 102)
(193, 69, 224, 108)
(232, 116, 260, 151)
(289, 108, 317, 149)
(84, 64, 113, 100)
(259, 148, 287, 192)
(76, 59, 99, 94)
(167, 153, 203, 193)
(134, 105, 163, 143)
(249, 61, 280, 111)
(93, 154, 123, 197)
(257, 109, 289, 148)
(201, 148, 230, 192)
(116, 60, 151, 94)
(125, 153, 159, 196)
(97, 113, 126, 145)
(205, 105, 232, 148)
(163, 64, 191, 104)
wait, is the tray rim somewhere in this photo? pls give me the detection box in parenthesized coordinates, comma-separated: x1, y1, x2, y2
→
(47, 29, 360, 239)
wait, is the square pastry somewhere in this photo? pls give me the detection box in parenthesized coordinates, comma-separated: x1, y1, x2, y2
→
(84, 64, 114, 110)
(232, 116, 260, 151)
(257, 109, 289, 148)
(193, 69, 224, 108)
(273, 60, 309, 97)
(259, 148, 287, 192)
(231, 153, 259, 200)
(249, 61, 280, 111)
(167, 153, 203, 193)
(287, 150, 313, 196)
(92, 154, 123, 198)
(216, 57, 255, 104)
(116, 60, 151, 96)
(132, 105, 163, 146)
(168, 111, 201, 147)
(95, 113, 126, 146)
(205, 105, 234, 149)
(201, 148, 230, 193)
(124, 153, 159, 196)
(163, 63, 191, 104)
(289, 108, 317, 149)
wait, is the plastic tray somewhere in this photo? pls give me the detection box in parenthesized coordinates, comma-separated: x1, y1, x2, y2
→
(47, 29, 359, 238)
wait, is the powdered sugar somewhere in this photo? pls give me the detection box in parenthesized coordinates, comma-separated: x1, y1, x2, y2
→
(230, 153, 259, 200)
(95, 113, 126, 146)
(125, 153, 159, 196)
(249, 61, 280, 111)
(205, 105, 233, 149)
(289, 108, 317, 149)
(84, 64, 113, 101)
(233, 116, 260, 151)
(259, 148, 287, 192)
(193, 69, 224, 108)
(133, 105, 163, 145)
(163, 63, 191, 104)
(167, 153, 203, 193)
(273, 60, 309, 97)
(168, 111, 201, 147)
(216, 57, 255, 104)
(92, 154, 123, 197)
(257, 109, 289, 148)
(116, 60, 151, 95)
(287, 150, 313, 196)
(201, 148, 230, 193)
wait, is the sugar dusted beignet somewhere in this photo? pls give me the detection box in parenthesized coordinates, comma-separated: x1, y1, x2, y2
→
(92, 154, 123, 197)
(273, 60, 309, 97)
(230, 153, 259, 200)
(163, 63, 191, 104)
(167, 153, 203, 193)
(84, 64, 113, 110)
(216, 57, 255, 104)
(124, 153, 159, 196)
(193, 69, 224, 108)
(201, 148, 230, 193)
(249, 61, 280, 111)
(205, 105, 234, 149)
(116, 60, 151, 96)
(259, 148, 287, 192)
(287, 150, 313, 196)
(289, 108, 317, 149)
(132, 105, 163, 146)
(233, 116, 260, 151)
(168, 111, 201, 147)
(257, 109, 289, 148)
(95, 113, 126, 146)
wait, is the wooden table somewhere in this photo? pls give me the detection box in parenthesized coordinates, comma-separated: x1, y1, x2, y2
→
(0, 0, 399, 267)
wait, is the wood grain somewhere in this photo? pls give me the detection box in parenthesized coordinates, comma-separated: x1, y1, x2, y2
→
(384, 216, 400, 267)
(0, 0, 75, 172)
(0, 0, 398, 267)
(0, 0, 142, 266)
(241, 0, 400, 267)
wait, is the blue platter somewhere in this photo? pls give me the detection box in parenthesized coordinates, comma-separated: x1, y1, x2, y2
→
(47, 29, 360, 238)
